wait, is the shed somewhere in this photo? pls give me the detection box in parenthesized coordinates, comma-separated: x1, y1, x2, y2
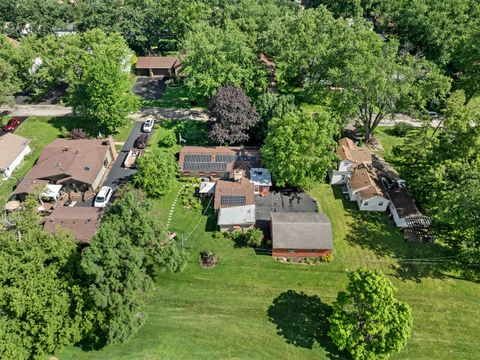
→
(271, 212, 333, 258)
(136, 56, 181, 77)
(0, 133, 31, 180)
(217, 204, 256, 232)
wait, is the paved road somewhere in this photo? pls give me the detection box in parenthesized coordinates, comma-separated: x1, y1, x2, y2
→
(0, 105, 73, 117)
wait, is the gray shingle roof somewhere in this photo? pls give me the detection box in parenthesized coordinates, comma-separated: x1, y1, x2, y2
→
(271, 212, 333, 250)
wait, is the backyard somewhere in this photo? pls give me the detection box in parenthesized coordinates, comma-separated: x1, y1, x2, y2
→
(56, 123, 480, 360)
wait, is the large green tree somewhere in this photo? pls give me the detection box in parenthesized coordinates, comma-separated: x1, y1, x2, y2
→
(329, 268, 413, 360)
(0, 58, 19, 107)
(455, 24, 480, 104)
(133, 150, 178, 198)
(261, 109, 338, 188)
(68, 40, 139, 133)
(0, 199, 89, 359)
(181, 22, 267, 97)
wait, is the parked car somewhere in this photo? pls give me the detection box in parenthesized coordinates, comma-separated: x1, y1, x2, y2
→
(135, 134, 149, 149)
(142, 119, 154, 133)
(2, 117, 21, 132)
(94, 186, 113, 208)
(428, 111, 438, 117)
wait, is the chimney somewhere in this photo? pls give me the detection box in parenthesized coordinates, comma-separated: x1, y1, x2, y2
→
(233, 169, 243, 182)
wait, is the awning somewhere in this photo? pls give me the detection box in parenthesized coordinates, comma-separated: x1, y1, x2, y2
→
(41, 184, 63, 199)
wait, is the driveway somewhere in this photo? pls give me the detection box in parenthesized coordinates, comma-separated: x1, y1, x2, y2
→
(0, 116, 29, 137)
(133, 77, 166, 100)
(255, 190, 318, 238)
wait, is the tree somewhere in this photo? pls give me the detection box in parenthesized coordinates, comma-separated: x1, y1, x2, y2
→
(68, 43, 139, 133)
(0, 58, 19, 107)
(181, 22, 267, 97)
(261, 109, 338, 188)
(0, 203, 89, 359)
(81, 189, 187, 345)
(255, 91, 296, 143)
(455, 24, 480, 104)
(133, 150, 178, 198)
(308, 32, 451, 142)
(208, 85, 260, 145)
(329, 268, 413, 360)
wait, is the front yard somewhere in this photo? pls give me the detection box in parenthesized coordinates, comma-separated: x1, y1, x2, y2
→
(58, 181, 480, 359)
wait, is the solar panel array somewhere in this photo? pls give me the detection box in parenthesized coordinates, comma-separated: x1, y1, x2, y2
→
(215, 154, 237, 163)
(184, 154, 211, 163)
(183, 162, 227, 171)
(220, 195, 247, 206)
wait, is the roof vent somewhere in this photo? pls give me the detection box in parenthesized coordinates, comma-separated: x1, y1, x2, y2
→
(84, 166, 90, 171)
(63, 146, 69, 152)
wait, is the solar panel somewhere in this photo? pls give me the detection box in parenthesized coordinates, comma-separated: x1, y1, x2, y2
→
(221, 195, 246, 206)
(184, 154, 211, 163)
(215, 154, 236, 163)
(183, 162, 227, 171)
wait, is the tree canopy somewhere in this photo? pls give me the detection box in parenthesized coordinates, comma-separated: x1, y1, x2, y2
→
(261, 109, 338, 188)
(329, 268, 413, 360)
(208, 85, 260, 145)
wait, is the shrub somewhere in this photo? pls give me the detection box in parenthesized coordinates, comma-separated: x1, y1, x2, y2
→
(244, 228, 264, 248)
(68, 128, 87, 139)
(199, 250, 218, 268)
(388, 122, 414, 137)
(320, 254, 333, 263)
(159, 132, 177, 147)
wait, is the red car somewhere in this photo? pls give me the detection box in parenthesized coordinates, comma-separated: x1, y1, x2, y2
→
(2, 117, 21, 132)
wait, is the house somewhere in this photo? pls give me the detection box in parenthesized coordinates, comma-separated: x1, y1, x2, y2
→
(0, 133, 31, 180)
(136, 56, 181, 78)
(214, 175, 255, 210)
(249, 168, 272, 196)
(347, 166, 389, 212)
(271, 212, 333, 258)
(330, 137, 372, 185)
(43, 206, 102, 244)
(217, 204, 256, 232)
(13, 138, 117, 200)
(179, 146, 260, 179)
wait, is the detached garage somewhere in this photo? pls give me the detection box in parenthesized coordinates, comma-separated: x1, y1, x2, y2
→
(0, 133, 31, 180)
(271, 212, 333, 258)
(136, 56, 181, 78)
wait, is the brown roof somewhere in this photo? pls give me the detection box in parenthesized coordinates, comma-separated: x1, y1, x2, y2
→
(43, 206, 103, 243)
(337, 137, 372, 163)
(0, 133, 30, 170)
(136, 56, 180, 69)
(13, 139, 111, 195)
(388, 187, 420, 218)
(350, 167, 385, 199)
(214, 177, 255, 209)
(179, 146, 260, 175)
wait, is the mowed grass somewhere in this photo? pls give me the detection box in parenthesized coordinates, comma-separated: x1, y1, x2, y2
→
(0, 116, 133, 205)
(141, 84, 207, 109)
(58, 183, 480, 359)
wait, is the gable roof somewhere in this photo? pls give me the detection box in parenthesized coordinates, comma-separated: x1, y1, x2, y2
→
(271, 212, 333, 250)
(43, 206, 103, 243)
(337, 137, 372, 163)
(214, 177, 255, 209)
(0, 133, 30, 170)
(136, 56, 181, 69)
(349, 167, 385, 199)
(217, 204, 256, 225)
(13, 139, 111, 195)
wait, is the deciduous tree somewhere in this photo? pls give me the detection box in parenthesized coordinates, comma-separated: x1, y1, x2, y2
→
(329, 268, 413, 360)
(261, 109, 338, 188)
(208, 85, 260, 145)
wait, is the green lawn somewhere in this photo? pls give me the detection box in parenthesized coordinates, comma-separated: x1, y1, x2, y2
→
(141, 84, 207, 109)
(0, 116, 133, 205)
(58, 183, 480, 359)
(374, 126, 404, 155)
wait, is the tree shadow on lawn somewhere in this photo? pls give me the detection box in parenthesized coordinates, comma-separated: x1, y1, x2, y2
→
(48, 116, 127, 138)
(333, 188, 450, 283)
(268, 290, 347, 359)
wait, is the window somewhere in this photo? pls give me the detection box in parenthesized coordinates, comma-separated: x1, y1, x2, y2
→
(103, 159, 109, 167)
(379, 201, 384, 206)
(341, 175, 346, 180)
(254, 185, 259, 192)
